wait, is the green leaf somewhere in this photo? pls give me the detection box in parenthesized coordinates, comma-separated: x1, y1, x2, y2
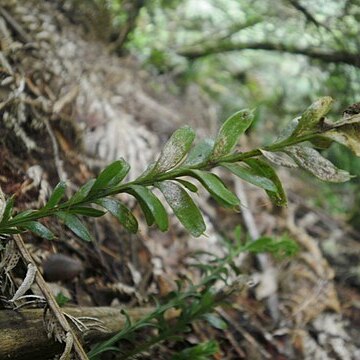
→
(45, 181, 67, 209)
(56, 211, 92, 242)
(55, 292, 70, 307)
(154, 126, 196, 173)
(157, 181, 205, 237)
(127, 185, 168, 231)
(96, 198, 138, 233)
(286, 145, 352, 182)
(292, 97, 333, 136)
(175, 179, 198, 193)
(22, 221, 55, 240)
(212, 109, 254, 159)
(244, 158, 287, 206)
(67, 206, 106, 217)
(70, 179, 96, 204)
(1, 196, 14, 223)
(189, 170, 239, 207)
(259, 149, 298, 168)
(91, 159, 130, 192)
(184, 138, 214, 166)
(202, 313, 227, 330)
(221, 162, 277, 191)
(13, 209, 36, 220)
(243, 236, 299, 258)
(171, 340, 219, 360)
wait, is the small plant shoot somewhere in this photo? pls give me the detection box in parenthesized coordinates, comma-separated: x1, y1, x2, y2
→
(0, 98, 359, 242)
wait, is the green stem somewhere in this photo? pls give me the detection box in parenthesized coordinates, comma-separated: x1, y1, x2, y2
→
(0, 132, 314, 235)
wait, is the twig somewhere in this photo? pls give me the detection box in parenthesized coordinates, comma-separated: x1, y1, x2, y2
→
(234, 180, 280, 322)
(13, 234, 89, 360)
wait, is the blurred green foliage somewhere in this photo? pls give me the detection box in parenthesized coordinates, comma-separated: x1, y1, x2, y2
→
(84, 0, 360, 216)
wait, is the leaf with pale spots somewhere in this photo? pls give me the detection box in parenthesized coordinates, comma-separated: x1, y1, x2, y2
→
(212, 109, 254, 159)
(157, 181, 205, 237)
(292, 97, 333, 136)
(321, 114, 360, 156)
(96, 198, 138, 233)
(153, 126, 196, 173)
(260, 149, 298, 168)
(221, 162, 277, 191)
(184, 138, 214, 166)
(286, 145, 353, 182)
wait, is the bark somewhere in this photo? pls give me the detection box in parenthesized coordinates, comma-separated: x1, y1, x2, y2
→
(0, 306, 153, 360)
(179, 41, 360, 68)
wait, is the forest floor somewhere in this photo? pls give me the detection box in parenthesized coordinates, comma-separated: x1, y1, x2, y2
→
(0, 1, 360, 359)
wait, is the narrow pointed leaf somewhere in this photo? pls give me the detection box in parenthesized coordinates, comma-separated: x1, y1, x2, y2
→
(212, 109, 254, 159)
(286, 145, 352, 182)
(22, 221, 55, 240)
(244, 159, 287, 206)
(184, 138, 214, 166)
(189, 170, 239, 207)
(154, 126, 196, 173)
(96, 198, 138, 233)
(67, 206, 106, 217)
(92, 159, 130, 192)
(221, 162, 277, 191)
(292, 97, 333, 136)
(56, 211, 92, 242)
(45, 181, 67, 209)
(175, 179, 198, 192)
(157, 181, 205, 237)
(13, 210, 36, 221)
(70, 179, 96, 204)
(127, 185, 168, 231)
(1, 196, 14, 223)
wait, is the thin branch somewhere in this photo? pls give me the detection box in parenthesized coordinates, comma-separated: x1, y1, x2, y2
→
(178, 41, 360, 68)
(12, 234, 89, 360)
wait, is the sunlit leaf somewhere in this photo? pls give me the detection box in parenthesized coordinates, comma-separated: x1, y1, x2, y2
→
(96, 198, 138, 233)
(45, 181, 67, 209)
(92, 159, 130, 192)
(260, 149, 298, 168)
(292, 97, 333, 136)
(244, 159, 287, 206)
(157, 181, 205, 237)
(22, 221, 55, 240)
(189, 170, 239, 207)
(154, 126, 196, 173)
(56, 211, 92, 242)
(184, 138, 214, 166)
(221, 162, 277, 191)
(127, 185, 168, 231)
(212, 109, 254, 158)
(286, 145, 352, 182)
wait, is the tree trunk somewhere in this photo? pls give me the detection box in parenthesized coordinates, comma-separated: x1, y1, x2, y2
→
(0, 306, 153, 360)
